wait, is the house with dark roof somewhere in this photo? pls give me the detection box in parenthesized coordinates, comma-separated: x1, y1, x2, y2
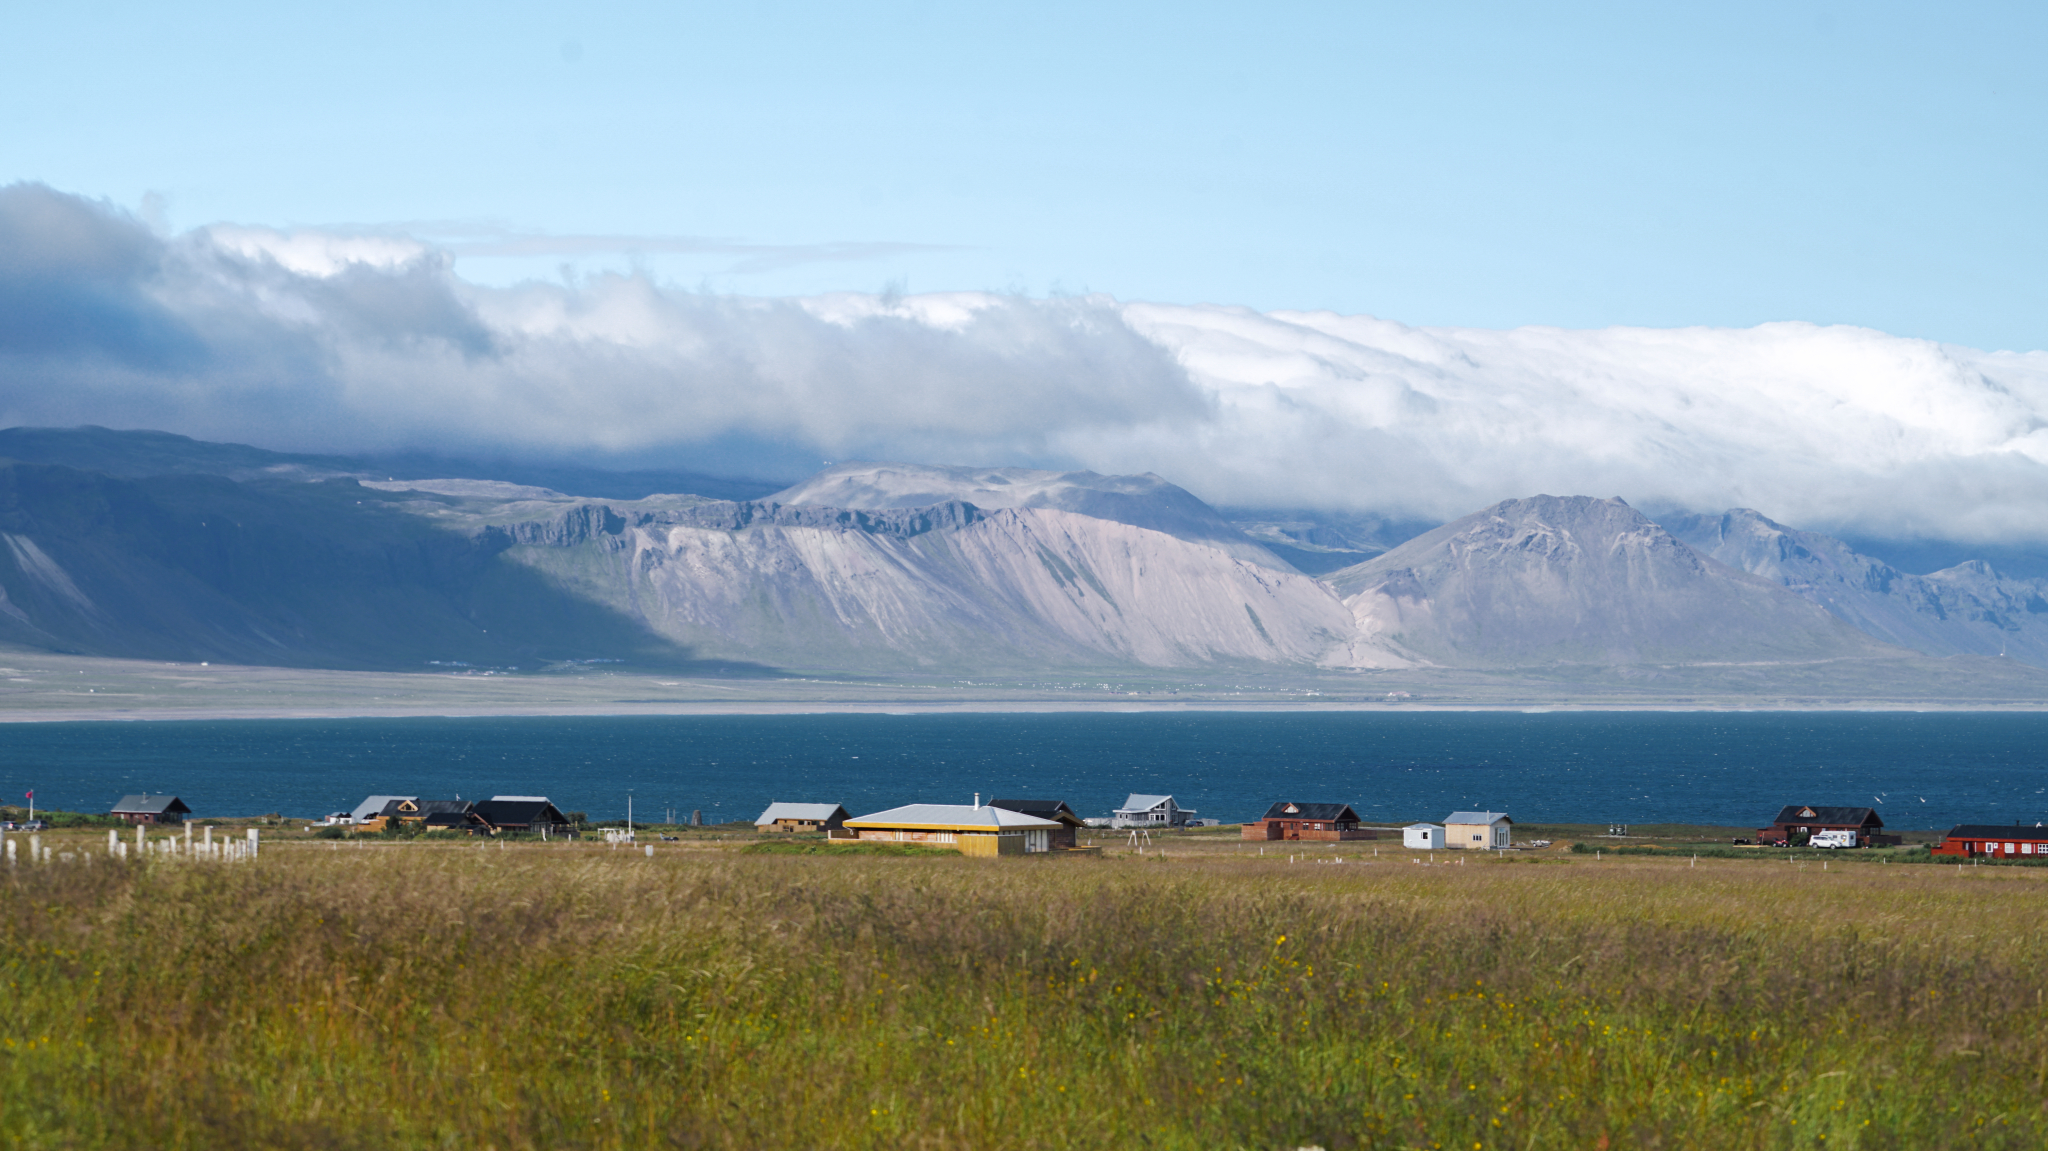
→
(471, 797, 572, 835)
(109, 795, 191, 825)
(988, 799, 1086, 848)
(1242, 802, 1373, 841)
(1931, 824, 2048, 860)
(1759, 805, 1896, 847)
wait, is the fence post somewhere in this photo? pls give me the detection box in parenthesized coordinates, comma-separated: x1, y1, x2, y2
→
(108, 828, 118, 857)
(135, 825, 145, 854)
(247, 828, 259, 860)
(3, 838, 12, 867)
(30, 833, 41, 865)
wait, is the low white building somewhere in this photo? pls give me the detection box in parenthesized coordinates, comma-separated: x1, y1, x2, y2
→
(1403, 823, 1443, 849)
(1443, 811, 1512, 850)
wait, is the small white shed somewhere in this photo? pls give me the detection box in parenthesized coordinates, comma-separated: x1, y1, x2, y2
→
(1403, 823, 1443, 849)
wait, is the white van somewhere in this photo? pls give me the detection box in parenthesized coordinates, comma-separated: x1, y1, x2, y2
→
(1810, 829, 1858, 849)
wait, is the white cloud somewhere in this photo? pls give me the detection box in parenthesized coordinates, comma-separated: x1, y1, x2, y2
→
(7, 183, 2048, 545)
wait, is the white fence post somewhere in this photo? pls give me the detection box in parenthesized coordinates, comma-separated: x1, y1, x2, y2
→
(29, 833, 41, 865)
(247, 828, 259, 859)
(3, 838, 12, 867)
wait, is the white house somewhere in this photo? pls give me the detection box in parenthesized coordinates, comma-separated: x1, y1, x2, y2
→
(1113, 794, 1196, 828)
(1403, 823, 1443, 849)
(1443, 811, 1512, 850)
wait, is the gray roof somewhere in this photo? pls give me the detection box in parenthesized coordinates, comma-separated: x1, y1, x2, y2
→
(1404, 822, 1444, 831)
(110, 794, 190, 815)
(755, 802, 850, 825)
(1443, 811, 1512, 825)
(845, 804, 1059, 830)
(1116, 794, 1177, 813)
(351, 795, 415, 822)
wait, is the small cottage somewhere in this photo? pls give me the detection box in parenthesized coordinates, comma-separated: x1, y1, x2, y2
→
(754, 802, 852, 833)
(1242, 802, 1373, 841)
(842, 802, 1061, 856)
(1113, 794, 1196, 829)
(988, 799, 1085, 848)
(1403, 823, 1443, 849)
(1758, 805, 1894, 847)
(1931, 824, 2048, 859)
(1443, 811, 1512, 850)
(109, 795, 191, 825)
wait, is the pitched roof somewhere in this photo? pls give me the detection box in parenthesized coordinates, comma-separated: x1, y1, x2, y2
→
(755, 802, 850, 824)
(351, 795, 416, 822)
(1944, 824, 2048, 840)
(109, 794, 190, 815)
(989, 799, 1084, 826)
(1768, 805, 1883, 828)
(1116, 794, 1177, 813)
(1443, 811, 1512, 825)
(844, 804, 1059, 831)
(1260, 802, 1360, 822)
(412, 800, 472, 816)
(471, 799, 570, 828)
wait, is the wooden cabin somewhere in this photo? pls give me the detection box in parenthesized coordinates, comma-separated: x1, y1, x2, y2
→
(753, 802, 851, 833)
(109, 795, 191, 825)
(988, 799, 1085, 848)
(1241, 802, 1374, 841)
(1758, 805, 1896, 847)
(1931, 824, 2048, 859)
(842, 803, 1061, 857)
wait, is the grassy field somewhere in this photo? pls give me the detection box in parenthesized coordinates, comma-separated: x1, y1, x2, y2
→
(0, 834, 2044, 1149)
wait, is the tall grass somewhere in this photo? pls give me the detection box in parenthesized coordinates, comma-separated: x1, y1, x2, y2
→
(0, 845, 2043, 1149)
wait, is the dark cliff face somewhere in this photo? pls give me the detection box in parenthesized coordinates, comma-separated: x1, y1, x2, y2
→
(0, 464, 735, 671)
(1325, 495, 1897, 666)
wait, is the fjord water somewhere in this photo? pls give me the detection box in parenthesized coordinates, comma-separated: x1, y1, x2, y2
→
(4, 712, 2046, 831)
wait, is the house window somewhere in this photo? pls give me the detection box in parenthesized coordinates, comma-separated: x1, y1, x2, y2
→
(2008, 843, 2018, 853)
(2024, 843, 2035, 855)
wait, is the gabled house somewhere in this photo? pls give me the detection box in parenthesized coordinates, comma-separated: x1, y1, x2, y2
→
(1758, 805, 1891, 847)
(754, 802, 851, 833)
(988, 799, 1086, 848)
(1443, 811, 1512, 850)
(1242, 802, 1373, 841)
(109, 795, 191, 825)
(471, 797, 572, 834)
(350, 795, 416, 826)
(1113, 794, 1195, 829)
(842, 802, 1061, 856)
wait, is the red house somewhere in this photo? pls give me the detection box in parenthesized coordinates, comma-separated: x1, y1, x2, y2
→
(1930, 824, 2048, 860)
(1242, 802, 1374, 841)
(1757, 805, 1896, 847)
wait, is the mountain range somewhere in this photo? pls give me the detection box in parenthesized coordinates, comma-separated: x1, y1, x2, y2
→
(0, 427, 2044, 689)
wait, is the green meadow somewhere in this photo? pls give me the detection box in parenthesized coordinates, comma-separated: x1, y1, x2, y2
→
(0, 836, 2042, 1149)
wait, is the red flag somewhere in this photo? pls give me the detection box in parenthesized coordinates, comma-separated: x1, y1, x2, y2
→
(22, 791, 29, 800)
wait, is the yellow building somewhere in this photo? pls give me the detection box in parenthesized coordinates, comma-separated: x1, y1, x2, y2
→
(1442, 811, 1512, 850)
(842, 802, 1061, 857)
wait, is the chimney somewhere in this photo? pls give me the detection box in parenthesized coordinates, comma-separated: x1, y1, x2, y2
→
(974, 793, 981, 809)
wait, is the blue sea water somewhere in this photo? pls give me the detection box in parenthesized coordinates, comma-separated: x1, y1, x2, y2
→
(0, 712, 2045, 830)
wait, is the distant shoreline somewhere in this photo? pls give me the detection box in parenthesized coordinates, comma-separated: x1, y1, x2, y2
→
(3, 700, 2047, 722)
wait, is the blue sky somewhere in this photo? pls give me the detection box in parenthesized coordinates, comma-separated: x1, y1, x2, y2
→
(7, 0, 2043, 350)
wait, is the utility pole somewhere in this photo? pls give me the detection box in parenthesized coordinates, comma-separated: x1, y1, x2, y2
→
(627, 792, 634, 841)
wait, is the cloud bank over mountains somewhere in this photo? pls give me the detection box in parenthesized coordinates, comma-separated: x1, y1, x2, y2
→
(5, 183, 2048, 545)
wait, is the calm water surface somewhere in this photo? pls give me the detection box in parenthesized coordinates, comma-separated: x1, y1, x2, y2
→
(1, 712, 2044, 829)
